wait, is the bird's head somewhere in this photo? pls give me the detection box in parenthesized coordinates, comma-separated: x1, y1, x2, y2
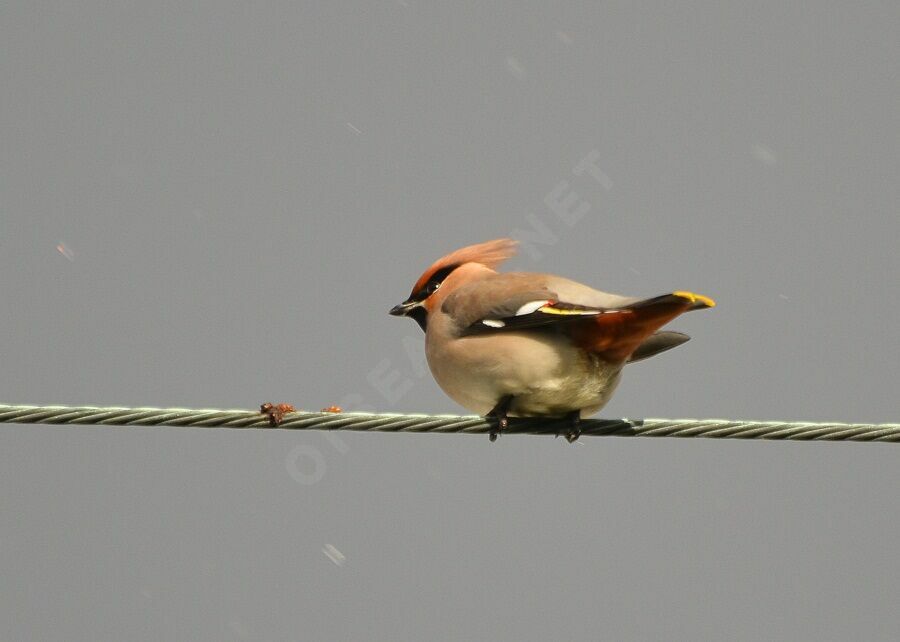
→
(389, 238, 518, 331)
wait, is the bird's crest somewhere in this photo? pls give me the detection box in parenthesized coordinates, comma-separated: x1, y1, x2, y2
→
(412, 238, 518, 293)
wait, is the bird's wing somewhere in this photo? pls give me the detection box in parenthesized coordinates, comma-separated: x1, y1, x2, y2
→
(442, 273, 712, 362)
(441, 272, 632, 336)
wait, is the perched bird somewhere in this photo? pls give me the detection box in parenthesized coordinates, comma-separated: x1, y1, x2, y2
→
(389, 239, 715, 442)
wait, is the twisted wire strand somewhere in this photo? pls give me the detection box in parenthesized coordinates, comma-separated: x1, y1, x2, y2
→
(0, 404, 898, 442)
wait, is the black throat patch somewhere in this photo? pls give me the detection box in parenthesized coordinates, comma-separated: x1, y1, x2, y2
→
(408, 306, 428, 332)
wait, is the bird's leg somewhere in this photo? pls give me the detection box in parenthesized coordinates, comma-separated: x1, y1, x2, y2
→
(486, 395, 514, 442)
(564, 410, 582, 443)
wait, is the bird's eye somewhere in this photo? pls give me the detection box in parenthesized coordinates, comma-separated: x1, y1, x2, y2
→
(411, 264, 459, 302)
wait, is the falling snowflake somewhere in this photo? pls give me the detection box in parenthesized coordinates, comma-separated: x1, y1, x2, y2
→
(322, 543, 346, 567)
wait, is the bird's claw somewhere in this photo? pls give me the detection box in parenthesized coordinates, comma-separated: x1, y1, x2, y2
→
(564, 411, 581, 443)
(489, 416, 508, 442)
(486, 395, 514, 443)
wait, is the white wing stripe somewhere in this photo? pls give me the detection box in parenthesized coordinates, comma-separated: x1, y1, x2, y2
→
(515, 300, 551, 316)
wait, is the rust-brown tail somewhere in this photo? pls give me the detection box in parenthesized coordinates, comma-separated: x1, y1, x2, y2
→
(573, 292, 715, 363)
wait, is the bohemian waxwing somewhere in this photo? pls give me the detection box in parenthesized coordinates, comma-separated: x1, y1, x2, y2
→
(389, 239, 715, 442)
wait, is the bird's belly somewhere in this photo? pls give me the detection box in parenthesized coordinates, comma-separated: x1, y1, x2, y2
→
(425, 331, 622, 417)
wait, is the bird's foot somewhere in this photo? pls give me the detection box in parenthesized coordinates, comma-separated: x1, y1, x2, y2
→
(486, 395, 514, 442)
(260, 402, 296, 426)
(564, 410, 581, 443)
(489, 416, 508, 442)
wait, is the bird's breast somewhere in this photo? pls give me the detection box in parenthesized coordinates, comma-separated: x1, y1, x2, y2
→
(425, 327, 622, 417)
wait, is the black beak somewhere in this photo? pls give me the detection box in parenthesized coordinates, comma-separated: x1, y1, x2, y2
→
(389, 301, 418, 316)
(390, 299, 428, 332)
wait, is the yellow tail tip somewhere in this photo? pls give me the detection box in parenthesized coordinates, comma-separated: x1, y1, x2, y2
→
(673, 291, 716, 308)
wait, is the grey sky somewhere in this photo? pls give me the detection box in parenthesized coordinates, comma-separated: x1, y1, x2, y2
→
(1, 2, 899, 640)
